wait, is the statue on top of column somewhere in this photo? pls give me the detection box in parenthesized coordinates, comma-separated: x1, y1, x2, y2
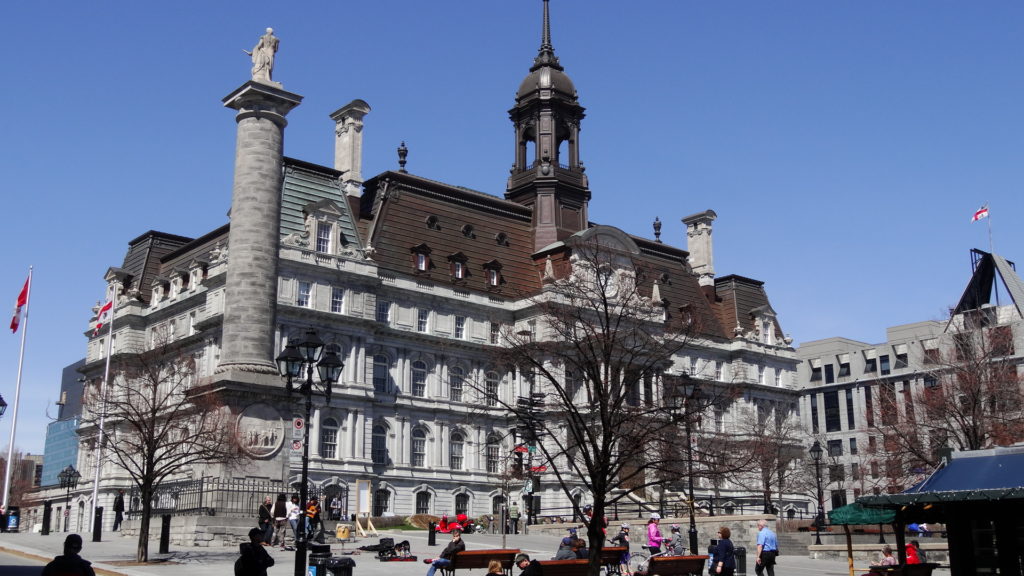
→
(244, 28, 279, 85)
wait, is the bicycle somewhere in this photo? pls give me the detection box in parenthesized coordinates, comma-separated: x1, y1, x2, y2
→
(628, 545, 679, 575)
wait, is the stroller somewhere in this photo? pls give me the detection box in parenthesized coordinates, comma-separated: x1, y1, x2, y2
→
(358, 537, 417, 562)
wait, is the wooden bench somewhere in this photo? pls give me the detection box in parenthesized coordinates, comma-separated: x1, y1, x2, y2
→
(441, 549, 521, 576)
(646, 555, 710, 576)
(860, 563, 941, 576)
(599, 547, 628, 575)
(537, 559, 591, 576)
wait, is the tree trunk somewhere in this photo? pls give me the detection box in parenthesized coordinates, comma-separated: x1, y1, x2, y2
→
(137, 486, 153, 562)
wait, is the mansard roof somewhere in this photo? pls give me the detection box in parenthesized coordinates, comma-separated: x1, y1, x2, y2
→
(281, 157, 363, 252)
(361, 170, 540, 296)
(714, 274, 784, 340)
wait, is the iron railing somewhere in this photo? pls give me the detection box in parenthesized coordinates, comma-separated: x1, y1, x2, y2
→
(125, 477, 345, 519)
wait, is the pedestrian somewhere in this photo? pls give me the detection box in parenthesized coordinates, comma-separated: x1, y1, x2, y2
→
(906, 540, 925, 564)
(754, 519, 778, 576)
(236, 527, 276, 576)
(423, 527, 465, 576)
(272, 493, 290, 549)
(712, 526, 735, 576)
(306, 496, 324, 542)
(609, 522, 631, 574)
(646, 513, 664, 554)
(257, 496, 273, 545)
(667, 524, 684, 555)
(112, 490, 125, 531)
(509, 503, 521, 534)
(486, 559, 504, 576)
(42, 533, 96, 576)
(330, 494, 342, 521)
(286, 495, 302, 546)
(554, 527, 578, 559)
(514, 553, 543, 576)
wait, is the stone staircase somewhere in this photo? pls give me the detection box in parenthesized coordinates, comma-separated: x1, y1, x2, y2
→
(776, 531, 812, 556)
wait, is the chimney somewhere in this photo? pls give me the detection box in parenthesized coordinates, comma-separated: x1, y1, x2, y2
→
(330, 99, 371, 197)
(682, 210, 717, 287)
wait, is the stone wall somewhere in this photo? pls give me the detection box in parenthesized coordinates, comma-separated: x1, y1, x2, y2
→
(809, 542, 948, 564)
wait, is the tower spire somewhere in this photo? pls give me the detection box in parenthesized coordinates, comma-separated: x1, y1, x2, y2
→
(533, 0, 562, 72)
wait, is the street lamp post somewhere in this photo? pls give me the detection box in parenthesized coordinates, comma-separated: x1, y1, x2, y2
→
(276, 329, 344, 576)
(809, 441, 825, 546)
(58, 465, 80, 532)
(0, 394, 7, 417)
(680, 379, 701, 555)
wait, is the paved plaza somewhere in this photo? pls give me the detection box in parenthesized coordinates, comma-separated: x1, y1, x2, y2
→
(0, 530, 950, 576)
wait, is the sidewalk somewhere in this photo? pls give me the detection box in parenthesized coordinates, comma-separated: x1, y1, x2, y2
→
(0, 530, 950, 576)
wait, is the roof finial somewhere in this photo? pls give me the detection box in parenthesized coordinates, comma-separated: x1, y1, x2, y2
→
(542, 0, 552, 51)
(653, 217, 662, 243)
(532, 0, 562, 71)
(397, 141, 408, 173)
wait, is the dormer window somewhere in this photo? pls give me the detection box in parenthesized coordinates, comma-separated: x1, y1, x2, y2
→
(316, 221, 333, 253)
(448, 253, 469, 281)
(411, 244, 432, 273)
(483, 260, 504, 288)
(188, 261, 207, 290)
(150, 278, 169, 306)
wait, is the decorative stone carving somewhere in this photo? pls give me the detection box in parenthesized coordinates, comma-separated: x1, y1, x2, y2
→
(237, 403, 285, 459)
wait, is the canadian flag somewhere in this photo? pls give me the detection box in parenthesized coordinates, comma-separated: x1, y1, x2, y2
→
(972, 204, 990, 222)
(94, 300, 113, 336)
(9, 277, 29, 333)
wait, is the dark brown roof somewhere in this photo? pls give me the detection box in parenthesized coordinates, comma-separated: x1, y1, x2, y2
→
(713, 274, 783, 338)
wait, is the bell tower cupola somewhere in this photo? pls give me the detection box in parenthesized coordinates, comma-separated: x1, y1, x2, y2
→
(507, 0, 591, 252)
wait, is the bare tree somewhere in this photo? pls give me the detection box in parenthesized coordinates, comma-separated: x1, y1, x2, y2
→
(492, 236, 732, 575)
(867, 319, 1024, 492)
(0, 449, 38, 508)
(731, 405, 808, 514)
(81, 341, 242, 562)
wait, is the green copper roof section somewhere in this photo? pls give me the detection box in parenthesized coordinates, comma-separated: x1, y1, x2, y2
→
(280, 157, 362, 251)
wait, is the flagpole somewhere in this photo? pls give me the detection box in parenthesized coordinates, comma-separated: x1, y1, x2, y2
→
(89, 289, 117, 535)
(2, 267, 32, 510)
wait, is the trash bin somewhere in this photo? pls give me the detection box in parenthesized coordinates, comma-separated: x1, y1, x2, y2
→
(6, 506, 20, 532)
(327, 556, 356, 576)
(336, 524, 351, 540)
(734, 546, 746, 575)
(309, 544, 332, 576)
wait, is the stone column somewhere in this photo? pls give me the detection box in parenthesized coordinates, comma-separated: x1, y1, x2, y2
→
(218, 81, 303, 377)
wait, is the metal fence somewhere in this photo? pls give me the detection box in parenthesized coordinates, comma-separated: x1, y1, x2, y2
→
(125, 477, 337, 519)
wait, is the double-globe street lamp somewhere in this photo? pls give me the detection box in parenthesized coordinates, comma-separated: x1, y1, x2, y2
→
(808, 440, 825, 546)
(58, 465, 80, 532)
(276, 329, 344, 576)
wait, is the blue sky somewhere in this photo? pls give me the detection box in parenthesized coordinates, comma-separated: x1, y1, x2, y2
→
(3, 1, 1023, 453)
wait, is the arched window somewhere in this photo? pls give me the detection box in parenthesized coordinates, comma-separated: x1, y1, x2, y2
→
(373, 354, 390, 393)
(412, 429, 427, 467)
(454, 493, 469, 515)
(492, 495, 506, 514)
(412, 361, 427, 397)
(486, 435, 500, 473)
(372, 425, 388, 465)
(320, 418, 339, 459)
(416, 492, 431, 515)
(485, 371, 500, 406)
(450, 431, 465, 470)
(449, 366, 465, 402)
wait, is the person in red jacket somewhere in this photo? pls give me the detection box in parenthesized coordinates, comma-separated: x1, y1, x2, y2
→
(905, 541, 921, 564)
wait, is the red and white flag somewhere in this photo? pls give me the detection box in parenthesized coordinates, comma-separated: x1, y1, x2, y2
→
(94, 300, 113, 336)
(9, 277, 29, 333)
(972, 204, 990, 222)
